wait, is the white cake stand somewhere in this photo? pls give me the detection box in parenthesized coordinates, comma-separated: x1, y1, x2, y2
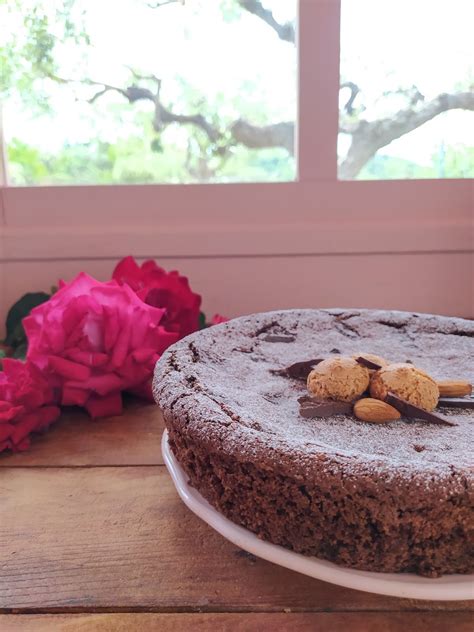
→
(162, 430, 473, 601)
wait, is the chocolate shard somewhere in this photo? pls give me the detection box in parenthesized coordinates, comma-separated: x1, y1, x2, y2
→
(299, 396, 353, 419)
(386, 393, 457, 427)
(271, 358, 325, 380)
(263, 334, 296, 343)
(437, 397, 474, 410)
(355, 356, 382, 371)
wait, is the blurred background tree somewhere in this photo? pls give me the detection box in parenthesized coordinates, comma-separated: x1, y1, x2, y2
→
(1, 0, 472, 184)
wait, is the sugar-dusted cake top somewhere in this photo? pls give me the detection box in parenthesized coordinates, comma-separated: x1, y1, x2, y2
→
(154, 309, 473, 480)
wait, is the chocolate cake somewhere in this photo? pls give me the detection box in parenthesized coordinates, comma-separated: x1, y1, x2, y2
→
(153, 309, 474, 577)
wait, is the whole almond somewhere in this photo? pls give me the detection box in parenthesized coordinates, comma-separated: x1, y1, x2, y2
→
(437, 380, 472, 398)
(353, 398, 401, 424)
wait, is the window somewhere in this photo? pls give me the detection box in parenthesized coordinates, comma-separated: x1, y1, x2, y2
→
(0, 1, 471, 275)
(1, 0, 297, 185)
(339, 0, 474, 180)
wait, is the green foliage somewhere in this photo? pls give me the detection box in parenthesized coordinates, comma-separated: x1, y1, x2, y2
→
(0, 0, 89, 107)
(358, 155, 434, 180)
(24, 8, 56, 78)
(219, 0, 243, 23)
(8, 138, 114, 185)
(2, 0, 298, 185)
(4, 292, 51, 359)
(7, 140, 49, 184)
(7, 124, 295, 185)
(360, 144, 474, 180)
(198, 312, 207, 330)
(441, 145, 474, 178)
(220, 146, 295, 182)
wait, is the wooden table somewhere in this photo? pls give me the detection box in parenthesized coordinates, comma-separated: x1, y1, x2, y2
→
(0, 400, 472, 631)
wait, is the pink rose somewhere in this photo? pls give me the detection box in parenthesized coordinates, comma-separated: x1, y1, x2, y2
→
(0, 358, 60, 453)
(210, 314, 229, 325)
(23, 272, 178, 418)
(112, 256, 201, 338)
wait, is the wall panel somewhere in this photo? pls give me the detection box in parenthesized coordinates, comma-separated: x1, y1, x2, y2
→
(2, 252, 472, 338)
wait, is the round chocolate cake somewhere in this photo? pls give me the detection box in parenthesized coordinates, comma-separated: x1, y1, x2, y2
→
(153, 309, 473, 577)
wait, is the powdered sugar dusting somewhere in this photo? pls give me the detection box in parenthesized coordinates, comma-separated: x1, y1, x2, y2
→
(155, 309, 473, 478)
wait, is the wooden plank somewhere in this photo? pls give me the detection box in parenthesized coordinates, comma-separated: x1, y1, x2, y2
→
(0, 613, 472, 632)
(0, 467, 471, 613)
(0, 400, 163, 467)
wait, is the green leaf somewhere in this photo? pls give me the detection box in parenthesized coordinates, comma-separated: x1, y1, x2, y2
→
(5, 291, 50, 346)
(150, 138, 163, 153)
(198, 312, 207, 329)
(9, 321, 25, 347)
(11, 342, 27, 360)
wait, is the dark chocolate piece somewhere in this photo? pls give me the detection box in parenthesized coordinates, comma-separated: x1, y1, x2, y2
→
(386, 393, 457, 427)
(299, 396, 353, 418)
(271, 358, 325, 380)
(437, 397, 474, 409)
(263, 334, 296, 343)
(355, 356, 382, 371)
(330, 348, 341, 354)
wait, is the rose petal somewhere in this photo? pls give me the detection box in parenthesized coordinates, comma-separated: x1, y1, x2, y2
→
(210, 314, 229, 325)
(66, 349, 109, 368)
(112, 256, 143, 290)
(10, 413, 41, 444)
(15, 437, 31, 451)
(0, 424, 14, 442)
(61, 384, 90, 406)
(117, 359, 151, 388)
(131, 348, 157, 363)
(0, 404, 25, 422)
(141, 259, 166, 278)
(35, 406, 61, 431)
(103, 305, 120, 351)
(10, 406, 60, 445)
(48, 356, 92, 381)
(67, 373, 124, 396)
(110, 315, 132, 369)
(0, 440, 12, 453)
(151, 326, 179, 355)
(84, 392, 122, 419)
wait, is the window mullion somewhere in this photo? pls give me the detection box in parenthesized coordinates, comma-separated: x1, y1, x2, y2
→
(0, 105, 8, 186)
(297, 0, 341, 183)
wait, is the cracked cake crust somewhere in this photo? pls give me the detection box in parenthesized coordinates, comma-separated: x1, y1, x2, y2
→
(153, 309, 474, 576)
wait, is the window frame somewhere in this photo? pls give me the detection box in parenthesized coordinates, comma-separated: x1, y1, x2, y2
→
(0, 0, 472, 264)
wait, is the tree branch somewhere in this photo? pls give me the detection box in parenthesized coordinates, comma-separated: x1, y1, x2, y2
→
(231, 119, 294, 154)
(339, 91, 474, 178)
(148, 0, 296, 44)
(340, 81, 361, 115)
(81, 76, 220, 142)
(125, 67, 162, 88)
(158, 105, 220, 142)
(238, 0, 295, 43)
(87, 82, 156, 104)
(49, 70, 472, 178)
(147, 0, 184, 8)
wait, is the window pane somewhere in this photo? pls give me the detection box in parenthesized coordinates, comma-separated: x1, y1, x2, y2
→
(1, 0, 296, 185)
(339, 0, 474, 180)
